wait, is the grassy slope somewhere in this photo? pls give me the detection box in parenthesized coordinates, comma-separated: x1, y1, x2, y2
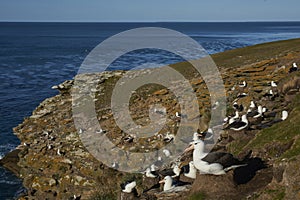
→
(245, 86, 300, 160)
(170, 38, 300, 161)
(212, 39, 300, 161)
(212, 38, 300, 69)
(169, 38, 300, 80)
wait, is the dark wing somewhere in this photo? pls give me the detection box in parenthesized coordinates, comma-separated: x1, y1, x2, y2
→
(173, 180, 191, 187)
(182, 164, 190, 174)
(227, 121, 247, 129)
(247, 110, 259, 118)
(202, 152, 243, 168)
(158, 168, 176, 177)
(256, 119, 282, 129)
(150, 170, 160, 177)
(263, 111, 277, 118)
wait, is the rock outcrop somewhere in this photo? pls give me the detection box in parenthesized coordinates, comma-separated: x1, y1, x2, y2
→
(1, 38, 300, 199)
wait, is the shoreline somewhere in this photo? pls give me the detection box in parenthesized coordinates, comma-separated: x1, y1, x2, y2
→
(1, 37, 300, 199)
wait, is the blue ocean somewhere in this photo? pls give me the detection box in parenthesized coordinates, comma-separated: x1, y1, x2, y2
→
(0, 22, 300, 199)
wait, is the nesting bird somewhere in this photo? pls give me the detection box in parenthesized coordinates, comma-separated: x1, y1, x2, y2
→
(237, 93, 248, 98)
(247, 105, 260, 117)
(184, 140, 247, 175)
(233, 102, 244, 112)
(158, 163, 182, 178)
(238, 81, 247, 88)
(159, 176, 189, 191)
(182, 161, 197, 179)
(121, 181, 137, 193)
(289, 62, 298, 73)
(163, 133, 175, 143)
(226, 115, 248, 131)
(145, 167, 159, 178)
(163, 149, 171, 157)
(271, 81, 277, 87)
(255, 110, 289, 129)
(250, 100, 256, 109)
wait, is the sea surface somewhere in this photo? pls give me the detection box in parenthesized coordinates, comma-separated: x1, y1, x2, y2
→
(0, 22, 300, 199)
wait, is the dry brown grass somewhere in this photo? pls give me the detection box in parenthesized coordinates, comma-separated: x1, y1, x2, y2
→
(279, 74, 300, 94)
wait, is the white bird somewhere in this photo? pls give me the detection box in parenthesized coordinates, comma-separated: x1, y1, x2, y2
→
(159, 176, 189, 191)
(159, 176, 174, 191)
(112, 161, 119, 169)
(233, 111, 239, 119)
(253, 106, 263, 118)
(175, 111, 187, 119)
(145, 168, 159, 178)
(228, 111, 239, 125)
(193, 132, 202, 141)
(163, 133, 175, 142)
(250, 101, 256, 109)
(238, 81, 247, 88)
(150, 164, 158, 171)
(263, 89, 274, 97)
(72, 194, 81, 200)
(227, 115, 248, 131)
(184, 140, 247, 175)
(281, 110, 288, 121)
(271, 81, 277, 87)
(96, 129, 105, 134)
(255, 110, 289, 129)
(237, 93, 248, 98)
(163, 149, 171, 157)
(43, 131, 49, 137)
(121, 181, 137, 193)
(223, 117, 229, 125)
(262, 107, 267, 113)
(183, 161, 197, 179)
(172, 164, 181, 178)
(57, 148, 62, 156)
(293, 62, 298, 68)
(124, 135, 134, 143)
(212, 101, 220, 110)
(233, 102, 244, 112)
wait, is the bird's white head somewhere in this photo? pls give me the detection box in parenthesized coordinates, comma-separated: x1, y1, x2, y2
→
(241, 114, 248, 122)
(250, 101, 255, 108)
(258, 105, 263, 114)
(293, 62, 298, 68)
(282, 110, 288, 121)
(184, 140, 204, 153)
(159, 176, 173, 191)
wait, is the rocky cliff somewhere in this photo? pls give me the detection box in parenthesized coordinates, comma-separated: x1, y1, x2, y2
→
(1, 38, 300, 200)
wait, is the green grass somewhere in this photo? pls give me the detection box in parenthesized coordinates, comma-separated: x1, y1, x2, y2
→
(244, 93, 300, 160)
(227, 139, 250, 155)
(264, 189, 285, 200)
(211, 38, 300, 69)
(188, 192, 206, 200)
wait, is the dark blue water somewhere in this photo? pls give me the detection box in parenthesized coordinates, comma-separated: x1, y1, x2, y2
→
(0, 22, 300, 199)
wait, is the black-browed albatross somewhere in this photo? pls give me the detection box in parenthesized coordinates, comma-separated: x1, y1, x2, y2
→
(184, 140, 247, 175)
